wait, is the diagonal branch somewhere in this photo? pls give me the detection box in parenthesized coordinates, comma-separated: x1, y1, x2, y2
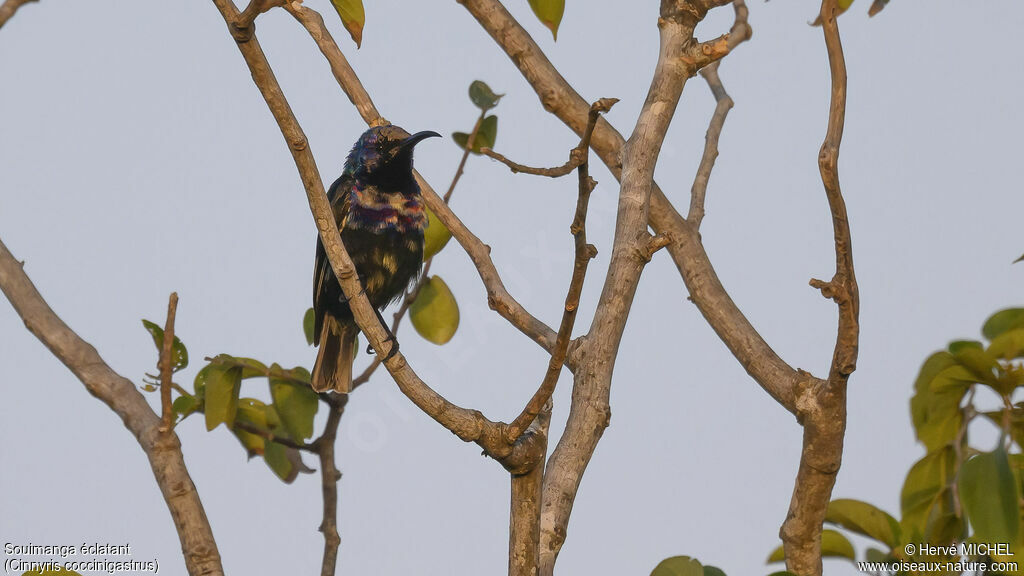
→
(210, 0, 548, 477)
(285, 1, 559, 359)
(453, 0, 805, 414)
(0, 0, 36, 29)
(0, 238, 224, 576)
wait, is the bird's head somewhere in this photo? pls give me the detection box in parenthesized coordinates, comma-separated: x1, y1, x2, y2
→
(343, 125, 441, 190)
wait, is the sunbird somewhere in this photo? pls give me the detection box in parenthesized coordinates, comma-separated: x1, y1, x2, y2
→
(312, 125, 440, 393)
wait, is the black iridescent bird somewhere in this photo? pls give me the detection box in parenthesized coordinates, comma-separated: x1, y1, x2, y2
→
(312, 125, 440, 393)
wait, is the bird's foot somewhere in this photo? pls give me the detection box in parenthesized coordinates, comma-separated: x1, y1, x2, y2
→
(366, 334, 399, 362)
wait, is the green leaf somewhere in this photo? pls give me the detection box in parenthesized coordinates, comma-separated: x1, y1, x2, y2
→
(703, 567, 727, 576)
(821, 530, 857, 561)
(948, 340, 983, 354)
(911, 363, 971, 451)
(468, 80, 504, 110)
(270, 376, 320, 441)
(864, 548, 889, 563)
(452, 115, 498, 154)
(204, 365, 242, 431)
(410, 275, 460, 344)
(263, 440, 295, 482)
(650, 556, 703, 576)
(826, 498, 901, 548)
(900, 447, 964, 544)
(527, 0, 565, 40)
(303, 307, 316, 346)
(952, 346, 1001, 386)
(232, 398, 268, 457)
(959, 442, 1020, 544)
(330, 0, 365, 47)
(983, 309, 1024, 340)
(423, 206, 452, 259)
(141, 318, 188, 372)
(172, 394, 198, 421)
(1014, 253, 1024, 264)
(989, 328, 1024, 361)
(768, 530, 854, 564)
(22, 569, 84, 576)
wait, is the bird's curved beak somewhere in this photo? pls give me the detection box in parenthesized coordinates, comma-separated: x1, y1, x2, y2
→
(398, 130, 442, 152)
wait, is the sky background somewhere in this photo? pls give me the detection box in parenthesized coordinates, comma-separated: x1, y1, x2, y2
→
(1, 1, 1022, 575)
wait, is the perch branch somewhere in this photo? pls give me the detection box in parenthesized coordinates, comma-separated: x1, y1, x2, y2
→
(779, 1, 858, 574)
(211, 0, 546, 475)
(285, 1, 560, 359)
(158, 292, 179, 433)
(0, 238, 224, 576)
(0, 0, 36, 29)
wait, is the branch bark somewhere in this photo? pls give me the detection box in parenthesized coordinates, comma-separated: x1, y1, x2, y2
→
(0, 238, 224, 576)
(780, 0, 857, 573)
(453, 0, 807, 414)
(687, 62, 733, 229)
(314, 398, 347, 576)
(0, 0, 36, 29)
(537, 2, 730, 572)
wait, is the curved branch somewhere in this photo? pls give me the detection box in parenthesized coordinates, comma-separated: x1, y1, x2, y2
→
(0, 239, 224, 576)
(780, 0, 857, 573)
(0, 0, 36, 29)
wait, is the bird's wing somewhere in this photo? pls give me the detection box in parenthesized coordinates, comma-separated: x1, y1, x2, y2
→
(313, 176, 351, 346)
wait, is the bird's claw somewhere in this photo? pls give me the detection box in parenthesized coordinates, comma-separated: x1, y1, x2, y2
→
(366, 335, 399, 362)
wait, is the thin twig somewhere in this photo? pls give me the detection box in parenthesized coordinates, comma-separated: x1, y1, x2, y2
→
(0, 238, 224, 575)
(687, 62, 734, 229)
(480, 147, 584, 178)
(0, 0, 36, 29)
(158, 292, 179, 433)
(314, 398, 347, 576)
(446, 111, 486, 202)
(503, 99, 614, 442)
(233, 419, 315, 452)
(233, 0, 284, 40)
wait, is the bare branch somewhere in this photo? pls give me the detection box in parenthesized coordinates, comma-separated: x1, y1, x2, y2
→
(314, 399, 347, 576)
(503, 100, 611, 443)
(538, 2, 728, 570)
(158, 292, 179, 433)
(0, 0, 36, 29)
(454, 0, 805, 414)
(687, 62, 734, 229)
(234, 0, 284, 37)
(0, 238, 224, 576)
(509, 410, 550, 576)
(780, 1, 857, 574)
(480, 147, 584, 178)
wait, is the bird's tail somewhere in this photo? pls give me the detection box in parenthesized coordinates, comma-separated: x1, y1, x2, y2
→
(312, 316, 357, 394)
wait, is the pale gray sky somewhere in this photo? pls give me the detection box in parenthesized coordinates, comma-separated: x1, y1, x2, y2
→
(2, 1, 1022, 575)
